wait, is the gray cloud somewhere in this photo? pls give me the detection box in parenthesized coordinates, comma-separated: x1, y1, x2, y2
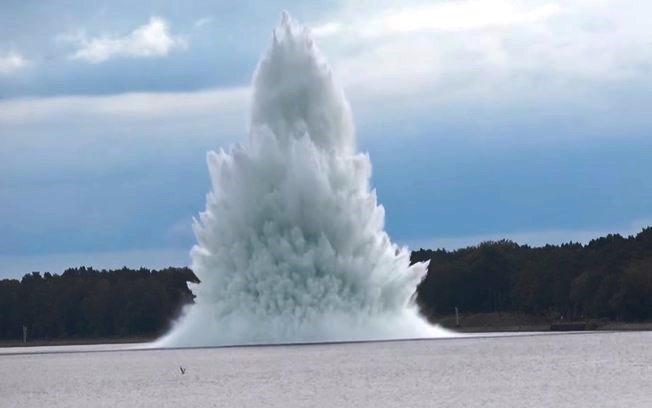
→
(1, 0, 651, 272)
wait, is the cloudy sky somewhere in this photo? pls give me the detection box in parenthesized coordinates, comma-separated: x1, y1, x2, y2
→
(1, 0, 651, 277)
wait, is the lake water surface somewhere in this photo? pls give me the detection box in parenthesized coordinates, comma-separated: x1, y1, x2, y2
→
(1, 331, 650, 407)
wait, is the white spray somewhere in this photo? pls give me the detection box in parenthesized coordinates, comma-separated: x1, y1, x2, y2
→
(158, 13, 448, 346)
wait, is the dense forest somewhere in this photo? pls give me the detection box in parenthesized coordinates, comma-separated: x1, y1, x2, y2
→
(0, 267, 198, 341)
(413, 227, 652, 322)
(0, 228, 650, 342)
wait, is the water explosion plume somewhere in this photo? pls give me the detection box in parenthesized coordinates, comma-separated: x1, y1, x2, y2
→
(159, 13, 447, 346)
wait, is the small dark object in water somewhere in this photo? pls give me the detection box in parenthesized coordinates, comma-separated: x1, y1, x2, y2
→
(180, 366, 186, 375)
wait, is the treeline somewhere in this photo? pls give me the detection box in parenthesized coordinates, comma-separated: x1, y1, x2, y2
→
(413, 227, 652, 322)
(2, 228, 651, 342)
(0, 267, 198, 341)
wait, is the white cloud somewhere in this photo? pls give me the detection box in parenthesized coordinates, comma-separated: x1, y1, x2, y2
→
(311, 22, 343, 37)
(371, 1, 560, 35)
(67, 17, 187, 63)
(0, 51, 30, 74)
(309, 0, 652, 112)
(194, 16, 214, 29)
(0, 87, 249, 181)
(0, 86, 248, 125)
(313, 0, 560, 38)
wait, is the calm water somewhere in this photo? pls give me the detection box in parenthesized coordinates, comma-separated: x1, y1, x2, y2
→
(1, 332, 650, 407)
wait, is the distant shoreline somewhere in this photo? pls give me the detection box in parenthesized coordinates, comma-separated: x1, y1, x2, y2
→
(431, 312, 652, 333)
(0, 336, 156, 348)
(451, 323, 652, 333)
(2, 319, 651, 349)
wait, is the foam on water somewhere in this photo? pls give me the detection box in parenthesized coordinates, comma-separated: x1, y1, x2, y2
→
(158, 12, 448, 347)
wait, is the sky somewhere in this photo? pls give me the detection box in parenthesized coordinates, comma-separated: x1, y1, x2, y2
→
(1, 0, 651, 278)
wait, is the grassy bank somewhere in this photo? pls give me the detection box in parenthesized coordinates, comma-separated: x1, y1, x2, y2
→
(432, 312, 652, 332)
(0, 336, 155, 348)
